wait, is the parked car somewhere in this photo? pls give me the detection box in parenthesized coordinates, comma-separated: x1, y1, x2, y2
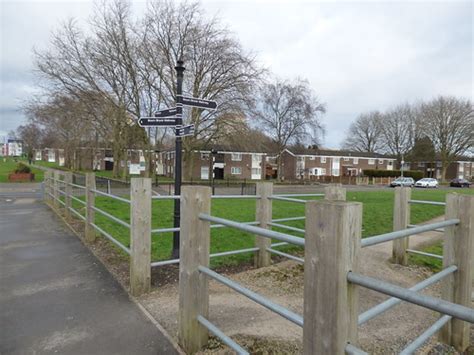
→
(415, 178, 439, 188)
(449, 178, 472, 188)
(390, 177, 415, 187)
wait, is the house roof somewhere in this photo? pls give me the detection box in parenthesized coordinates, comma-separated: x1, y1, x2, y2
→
(285, 147, 396, 159)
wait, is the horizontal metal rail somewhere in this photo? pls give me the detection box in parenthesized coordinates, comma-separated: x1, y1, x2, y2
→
(151, 221, 260, 234)
(406, 249, 443, 260)
(361, 219, 459, 248)
(267, 248, 304, 264)
(199, 266, 304, 327)
(269, 196, 307, 204)
(348, 272, 474, 323)
(90, 188, 130, 204)
(91, 206, 130, 229)
(197, 316, 249, 355)
(57, 189, 67, 196)
(271, 216, 305, 223)
(199, 214, 305, 247)
(151, 226, 180, 234)
(152, 195, 179, 200)
(407, 224, 444, 233)
(400, 315, 451, 355)
(271, 242, 289, 248)
(151, 247, 260, 267)
(268, 222, 305, 234)
(90, 222, 130, 255)
(70, 195, 86, 206)
(57, 198, 66, 206)
(69, 182, 86, 190)
(345, 344, 368, 355)
(272, 193, 324, 198)
(68, 206, 86, 221)
(358, 265, 457, 324)
(211, 195, 261, 199)
(409, 199, 446, 206)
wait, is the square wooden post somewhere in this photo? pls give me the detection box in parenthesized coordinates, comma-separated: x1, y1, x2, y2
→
(178, 186, 211, 354)
(325, 184, 346, 201)
(44, 170, 52, 204)
(392, 187, 411, 265)
(130, 178, 152, 296)
(64, 172, 72, 220)
(254, 182, 273, 268)
(440, 193, 474, 351)
(53, 171, 60, 209)
(85, 172, 96, 242)
(304, 200, 362, 354)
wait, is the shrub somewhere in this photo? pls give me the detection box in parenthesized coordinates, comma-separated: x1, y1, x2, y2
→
(362, 169, 424, 180)
(14, 163, 31, 174)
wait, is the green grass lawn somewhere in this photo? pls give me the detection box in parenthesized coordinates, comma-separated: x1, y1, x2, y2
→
(65, 187, 473, 267)
(0, 157, 45, 182)
(408, 242, 443, 272)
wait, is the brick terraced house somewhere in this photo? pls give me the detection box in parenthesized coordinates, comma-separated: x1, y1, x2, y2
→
(160, 148, 267, 181)
(279, 147, 396, 180)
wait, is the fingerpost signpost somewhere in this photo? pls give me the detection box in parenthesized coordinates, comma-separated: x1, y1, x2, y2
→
(138, 59, 217, 258)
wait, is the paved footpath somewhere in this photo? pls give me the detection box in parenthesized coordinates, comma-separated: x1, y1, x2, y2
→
(0, 184, 178, 355)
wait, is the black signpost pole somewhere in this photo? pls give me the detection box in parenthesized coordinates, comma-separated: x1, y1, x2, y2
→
(172, 59, 185, 259)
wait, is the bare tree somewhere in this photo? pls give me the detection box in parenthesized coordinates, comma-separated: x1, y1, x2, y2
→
(343, 111, 384, 153)
(254, 77, 326, 180)
(420, 96, 473, 181)
(16, 123, 43, 161)
(379, 104, 419, 161)
(141, 0, 264, 178)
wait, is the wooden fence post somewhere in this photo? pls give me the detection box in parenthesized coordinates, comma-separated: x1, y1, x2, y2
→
(178, 186, 211, 354)
(392, 186, 411, 265)
(64, 172, 72, 220)
(304, 200, 362, 354)
(324, 184, 346, 201)
(130, 178, 152, 296)
(254, 182, 273, 268)
(440, 193, 474, 351)
(44, 170, 51, 205)
(85, 172, 96, 242)
(53, 171, 60, 209)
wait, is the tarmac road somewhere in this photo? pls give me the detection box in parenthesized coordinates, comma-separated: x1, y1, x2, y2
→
(0, 183, 178, 355)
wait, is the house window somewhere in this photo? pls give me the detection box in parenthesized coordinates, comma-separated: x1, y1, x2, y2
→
(388, 161, 393, 166)
(309, 156, 315, 160)
(343, 157, 350, 162)
(379, 159, 384, 164)
(201, 153, 210, 160)
(251, 168, 261, 176)
(201, 166, 209, 180)
(459, 164, 464, 173)
(321, 168, 326, 175)
(418, 162, 425, 167)
(368, 159, 375, 165)
(436, 161, 442, 167)
(353, 158, 359, 164)
(320, 157, 326, 163)
(231, 153, 242, 161)
(231, 167, 241, 175)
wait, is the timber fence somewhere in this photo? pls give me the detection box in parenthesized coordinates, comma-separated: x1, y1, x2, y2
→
(42, 169, 473, 354)
(177, 185, 473, 354)
(43, 169, 332, 296)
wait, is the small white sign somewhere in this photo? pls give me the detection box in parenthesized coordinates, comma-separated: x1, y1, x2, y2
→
(129, 164, 141, 175)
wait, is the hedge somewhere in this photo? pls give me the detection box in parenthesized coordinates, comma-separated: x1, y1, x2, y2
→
(362, 169, 424, 180)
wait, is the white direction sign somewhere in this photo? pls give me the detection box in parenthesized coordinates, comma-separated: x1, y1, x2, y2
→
(175, 124, 195, 137)
(178, 95, 217, 110)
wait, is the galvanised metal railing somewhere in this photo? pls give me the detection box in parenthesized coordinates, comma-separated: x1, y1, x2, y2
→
(199, 214, 305, 247)
(348, 272, 474, 323)
(361, 219, 459, 248)
(407, 223, 444, 233)
(358, 265, 457, 325)
(91, 188, 131, 204)
(409, 199, 446, 206)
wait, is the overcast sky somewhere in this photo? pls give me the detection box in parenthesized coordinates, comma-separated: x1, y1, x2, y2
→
(0, 0, 472, 148)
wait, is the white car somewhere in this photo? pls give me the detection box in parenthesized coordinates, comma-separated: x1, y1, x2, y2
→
(415, 178, 438, 188)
